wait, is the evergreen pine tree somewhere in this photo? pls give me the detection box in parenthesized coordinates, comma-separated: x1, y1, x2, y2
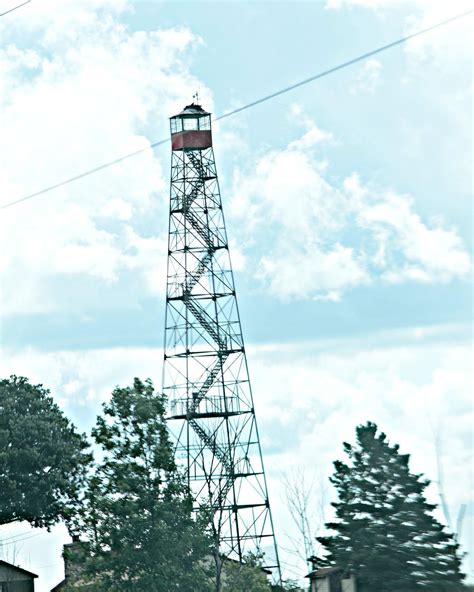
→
(317, 422, 464, 592)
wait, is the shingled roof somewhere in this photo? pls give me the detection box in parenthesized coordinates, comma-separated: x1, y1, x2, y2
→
(306, 566, 344, 578)
(0, 559, 38, 579)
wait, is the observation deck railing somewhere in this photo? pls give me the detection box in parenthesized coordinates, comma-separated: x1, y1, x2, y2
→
(169, 395, 241, 418)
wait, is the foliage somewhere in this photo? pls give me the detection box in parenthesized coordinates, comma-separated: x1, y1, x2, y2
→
(318, 422, 464, 591)
(272, 579, 304, 591)
(222, 552, 272, 591)
(72, 378, 213, 591)
(0, 375, 91, 528)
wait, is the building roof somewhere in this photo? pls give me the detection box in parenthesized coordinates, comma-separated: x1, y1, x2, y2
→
(0, 559, 38, 578)
(171, 103, 210, 118)
(306, 566, 344, 579)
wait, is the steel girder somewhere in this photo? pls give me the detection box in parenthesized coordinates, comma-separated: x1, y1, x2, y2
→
(163, 146, 281, 582)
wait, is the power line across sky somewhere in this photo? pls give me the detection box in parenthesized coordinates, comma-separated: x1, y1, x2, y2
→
(0, 0, 31, 17)
(1, 8, 472, 212)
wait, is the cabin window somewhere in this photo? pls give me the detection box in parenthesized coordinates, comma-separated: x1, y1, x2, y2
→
(183, 117, 199, 131)
(170, 118, 183, 133)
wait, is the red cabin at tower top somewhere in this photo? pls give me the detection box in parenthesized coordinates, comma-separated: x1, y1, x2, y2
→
(170, 104, 212, 151)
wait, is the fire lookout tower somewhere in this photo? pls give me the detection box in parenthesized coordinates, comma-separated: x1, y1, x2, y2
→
(163, 103, 281, 581)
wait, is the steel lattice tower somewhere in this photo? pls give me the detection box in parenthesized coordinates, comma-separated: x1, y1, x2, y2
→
(163, 104, 281, 582)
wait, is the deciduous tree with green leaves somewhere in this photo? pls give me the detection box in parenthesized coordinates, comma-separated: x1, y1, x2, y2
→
(317, 422, 464, 591)
(72, 378, 213, 591)
(0, 376, 91, 528)
(222, 552, 272, 591)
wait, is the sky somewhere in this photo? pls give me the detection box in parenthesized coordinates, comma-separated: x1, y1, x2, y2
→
(0, 0, 472, 589)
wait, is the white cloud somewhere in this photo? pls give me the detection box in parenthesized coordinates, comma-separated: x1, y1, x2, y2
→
(0, 327, 472, 585)
(288, 104, 334, 150)
(229, 118, 367, 300)
(258, 244, 368, 299)
(346, 174, 472, 283)
(403, 1, 473, 62)
(229, 113, 471, 300)
(325, 0, 470, 14)
(0, 0, 208, 315)
(248, 332, 473, 580)
(0, 346, 163, 412)
(325, 0, 473, 60)
(328, 1, 471, 207)
(350, 58, 382, 94)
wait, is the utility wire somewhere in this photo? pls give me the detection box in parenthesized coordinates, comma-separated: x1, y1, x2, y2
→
(0, 0, 30, 17)
(214, 9, 472, 123)
(1, 8, 471, 212)
(0, 530, 32, 543)
(0, 531, 44, 546)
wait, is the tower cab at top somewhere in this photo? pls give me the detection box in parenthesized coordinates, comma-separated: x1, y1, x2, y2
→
(170, 104, 212, 151)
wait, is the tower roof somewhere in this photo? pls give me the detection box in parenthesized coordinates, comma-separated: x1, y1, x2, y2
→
(171, 103, 210, 118)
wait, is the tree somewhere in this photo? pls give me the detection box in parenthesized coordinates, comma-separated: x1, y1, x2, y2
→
(274, 581, 305, 592)
(284, 469, 316, 568)
(222, 552, 272, 592)
(72, 378, 213, 591)
(0, 375, 91, 528)
(283, 468, 327, 571)
(317, 422, 464, 591)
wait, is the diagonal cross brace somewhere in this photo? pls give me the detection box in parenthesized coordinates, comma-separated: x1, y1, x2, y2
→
(189, 418, 235, 507)
(183, 249, 215, 294)
(184, 297, 227, 349)
(187, 352, 230, 415)
(179, 152, 239, 518)
(189, 418, 236, 508)
(182, 153, 218, 249)
(183, 208, 214, 249)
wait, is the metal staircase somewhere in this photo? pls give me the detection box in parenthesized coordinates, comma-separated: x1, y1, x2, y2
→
(164, 106, 281, 580)
(187, 353, 230, 416)
(173, 151, 234, 489)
